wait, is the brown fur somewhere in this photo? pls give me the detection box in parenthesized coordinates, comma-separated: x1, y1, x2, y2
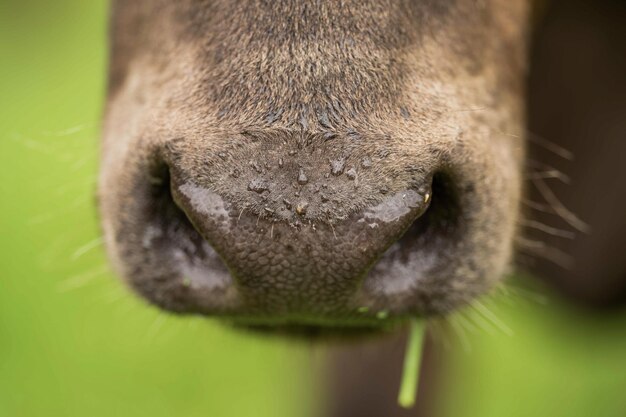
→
(99, 0, 529, 327)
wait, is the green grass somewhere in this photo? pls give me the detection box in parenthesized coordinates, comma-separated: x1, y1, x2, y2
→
(398, 319, 425, 408)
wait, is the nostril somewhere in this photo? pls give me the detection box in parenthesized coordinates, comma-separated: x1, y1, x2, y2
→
(396, 173, 461, 255)
(146, 161, 195, 234)
(394, 173, 463, 257)
(422, 172, 462, 236)
(139, 159, 234, 310)
(146, 161, 225, 259)
(362, 172, 464, 303)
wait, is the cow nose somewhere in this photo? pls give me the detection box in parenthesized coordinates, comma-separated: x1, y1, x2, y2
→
(169, 172, 432, 315)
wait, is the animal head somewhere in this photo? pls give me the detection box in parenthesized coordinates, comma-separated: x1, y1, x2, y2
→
(99, 0, 529, 332)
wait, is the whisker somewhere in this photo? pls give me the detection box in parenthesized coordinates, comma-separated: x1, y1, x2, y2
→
(492, 282, 521, 307)
(329, 221, 338, 240)
(70, 156, 95, 172)
(471, 300, 514, 337)
(70, 236, 104, 261)
(491, 284, 518, 308)
(237, 207, 245, 223)
(515, 236, 574, 269)
(526, 131, 575, 160)
(497, 130, 574, 161)
(518, 219, 576, 239)
(100, 285, 130, 305)
(462, 306, 498, 336)
(453, 310, 479, 334)
(111, 295, 140, 317)
(11, 132, 89, 163)
(446, 314, 473, 353)
(143, 313, 167, 344)
(526, 159, 571, 183)
(57, 264, 110, 293)
(522, 199, 558, 215)
(532, 178, 590, 233)
(42, 123, 93, 137)
(501, 282, 549, 306)
(428, 319, 452, 351)
(28, 195, 91, 226)
(525, 170, 571, 184)
(54, 174, 98, 197)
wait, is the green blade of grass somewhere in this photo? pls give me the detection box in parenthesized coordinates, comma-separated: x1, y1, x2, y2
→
(398, 319, 426, 409)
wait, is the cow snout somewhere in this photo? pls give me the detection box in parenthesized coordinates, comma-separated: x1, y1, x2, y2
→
(170, 171, 431, 317)
(101, 125, 484, 330)
(138, 131, 450, 327)
(99, 122, 516, 331)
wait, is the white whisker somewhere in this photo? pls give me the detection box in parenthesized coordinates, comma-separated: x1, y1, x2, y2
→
(526, 132, 575, 160)
(70, 236, 104, 261)
(453, 310, 479, 334)
(143, 313, 167, 344)
(446, 315, 473, 353)
(522, 199, 557, 215)
(519, 219, 575, 239)
(57, 265, 110, 293)
(42, 123, 92, 137)
(28, 195, 91, 226)
(525, 170, 571, 184)
(100, 285, 129, 305)
(502, 283, 549, 306)
(532, 178, 590, 233)
(472, 300, 514, 337)
(11, 132, 82, 162)
(54, 174, 98, 197)
(464, 307, 497, 336)
(428, 319, 452, 351)
(515, 236, 574, 269)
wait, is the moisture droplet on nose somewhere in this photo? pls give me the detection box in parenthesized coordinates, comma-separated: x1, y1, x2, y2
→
(295, 201, 308, 215)
(298, 168, 309, 185)
(365, 190, 424, 223)
(330, 158, 346, 176)
(347, 128, 361, 140)
(247, 179, 269, 193)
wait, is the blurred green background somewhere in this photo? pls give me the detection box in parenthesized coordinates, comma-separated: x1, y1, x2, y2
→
(0, 1, 624, 417)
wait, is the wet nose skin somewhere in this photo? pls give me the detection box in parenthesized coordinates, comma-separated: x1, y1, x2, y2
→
(171, 174, 431, 318)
